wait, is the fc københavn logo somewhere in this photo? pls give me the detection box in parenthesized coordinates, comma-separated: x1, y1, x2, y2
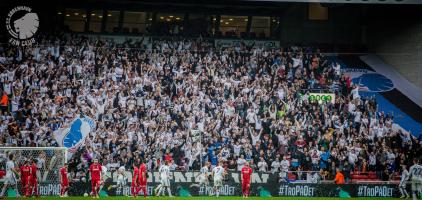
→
(6, 6, 39, 46)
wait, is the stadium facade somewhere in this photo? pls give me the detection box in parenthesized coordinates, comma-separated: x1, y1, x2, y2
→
(0, 0, 418, 45)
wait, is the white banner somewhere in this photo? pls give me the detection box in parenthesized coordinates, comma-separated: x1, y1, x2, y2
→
(54, 116, 96, 157)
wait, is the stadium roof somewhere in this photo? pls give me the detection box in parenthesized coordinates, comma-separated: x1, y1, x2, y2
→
(244, 0, 422, 4)
(50, 0, 422, 5)
(101, 0, 422, 5)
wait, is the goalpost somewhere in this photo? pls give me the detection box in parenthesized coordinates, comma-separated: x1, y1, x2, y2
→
(0, 147, 67, 196)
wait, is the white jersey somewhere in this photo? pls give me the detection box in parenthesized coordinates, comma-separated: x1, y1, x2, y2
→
(200, 166, 209, 175)
(160, 165, 170, 179)
(102, 166, 108, 174)
(213, 166, 224, 180)
(5, 160, 17, 185)
(101, 166, 108, 180)
(158, 165, 171, 187)
(117, 166, 125, 179)
(409, 164, 422, 182)
(115, 166, 127, 187)
(6, 160, 15, 176)
(199, 166, 209, 185)
(271, 161, 280, 173)
(280, 160, 290, 172)
(401, 169, 409, 183)
(400, 169, 409, 187)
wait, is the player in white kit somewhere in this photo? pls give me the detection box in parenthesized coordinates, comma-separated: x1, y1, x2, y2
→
(279, 156, 290, 182)
(109, 165, 126, 193)
(198, 162, 210, 187)
(409, 158, 422, 200)
(116, 166, 127, 188)
(212, 161, 225, 197)
(399, 164, 410, 198)
(153, 166, 162, 196)
(98, 165, 108, 195)
(153, 161, 166, 196)
(156, 160, 173, 197)
(0, 154, 20, 198)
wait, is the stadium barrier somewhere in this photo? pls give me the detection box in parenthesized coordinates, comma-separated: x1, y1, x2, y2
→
(0, 171, 402, 197)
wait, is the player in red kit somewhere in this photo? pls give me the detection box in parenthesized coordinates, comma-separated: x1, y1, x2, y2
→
(241, 162, 253, 198)
(89, 159, 102, 198)
(60, 163, 69, 197)
(20, 161, 31, 197)
(137, 159, 147, 198)
(131, 162, 139, 197)
(28, 159, 39, 197)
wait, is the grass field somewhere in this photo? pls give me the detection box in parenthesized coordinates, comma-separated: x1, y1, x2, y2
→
(31, 197, 403, 200)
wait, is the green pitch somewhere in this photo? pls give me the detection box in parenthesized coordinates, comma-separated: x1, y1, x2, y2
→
(32, 197, 399, 200)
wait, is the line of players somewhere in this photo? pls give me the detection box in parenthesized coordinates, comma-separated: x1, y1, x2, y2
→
(59, 158, 111, 198)
(56, 158, 150, 198)
(92, 159, 253, 198)
(194, 161, 254, 198)
(399, 158, 422, 200)
(100, 159, 253, 198)
(51, 157, 422, 199)
(0, 154, 39, 199)
(6, 154, 420, 199)
(0, 153, 263, 198)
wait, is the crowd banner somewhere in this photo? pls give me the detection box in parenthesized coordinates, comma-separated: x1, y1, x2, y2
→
(308, 93, 336, 104)
(71, 33, 151, 46)
(215, 39, 280, 49)
(53, 116, 96, 159)
(1, 171, 395, 197)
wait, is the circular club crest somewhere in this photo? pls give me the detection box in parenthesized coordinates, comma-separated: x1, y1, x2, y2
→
(6, 6, 39, 46)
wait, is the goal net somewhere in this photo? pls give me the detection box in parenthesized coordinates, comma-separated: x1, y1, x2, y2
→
(0, 147, 67, 196)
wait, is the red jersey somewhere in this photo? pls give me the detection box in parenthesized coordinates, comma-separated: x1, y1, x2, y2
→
(30, 163, 37, 180)
(241, 166, 253, 182)
(60, 167, 68, 183)
(133, 167, 139, 181)
(138, 163, 147, 181)
(89, 163, 102, 180)
(20, 165, 31, 181)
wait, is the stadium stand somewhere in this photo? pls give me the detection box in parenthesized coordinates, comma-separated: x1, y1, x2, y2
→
(1, 32, 421, 185)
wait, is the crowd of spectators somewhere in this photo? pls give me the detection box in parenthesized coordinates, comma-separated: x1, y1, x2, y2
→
(0, 34, 421, 183)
